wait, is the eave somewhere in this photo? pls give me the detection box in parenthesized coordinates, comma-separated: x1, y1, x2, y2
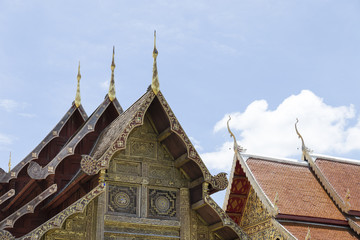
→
(0, 103, 88, 183)
(27, 96, 122, 180)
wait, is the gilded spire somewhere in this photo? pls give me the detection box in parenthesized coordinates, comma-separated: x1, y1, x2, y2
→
(8, 152, 11, 173)
(108, 46, 116, 101)
(151, 30, 160, 95)
(75, 61, 81, 108)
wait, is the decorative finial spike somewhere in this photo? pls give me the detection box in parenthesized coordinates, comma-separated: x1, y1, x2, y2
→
(295, 118, 311, 161)
(108, 46, 116, 101)
(151, 30, 160, 95)
(75, 61, 81, 108)
(8, 152, 11, 173)
(227, 116, 245, 153)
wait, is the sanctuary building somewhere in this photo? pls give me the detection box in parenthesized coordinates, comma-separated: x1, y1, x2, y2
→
(0, 35, 359, 240)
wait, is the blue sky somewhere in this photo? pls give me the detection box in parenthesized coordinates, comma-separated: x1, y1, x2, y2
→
(1, 0, 360, 204)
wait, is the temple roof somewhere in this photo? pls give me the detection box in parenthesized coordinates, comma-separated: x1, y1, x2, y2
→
(281, 222, 358, 240)
(0, 93, 123, 238)
(224, 135, 360, 239)
(0, 102, 87, 183)
(311, 154, 360, 214)
(245, 156, 345, 221)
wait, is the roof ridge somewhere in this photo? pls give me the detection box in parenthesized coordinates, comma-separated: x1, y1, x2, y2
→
(27, 96, 118, 180)
(0, 103, 87, 183)
(241, 153, 307, 166)
(311, 153, 360, 166)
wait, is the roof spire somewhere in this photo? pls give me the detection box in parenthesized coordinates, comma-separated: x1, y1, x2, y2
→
(8, 152, 11, 173)
(108, 46, 116, 101)
(151, 30, 160, 95)
(295, 118, 311, 161)
(227, 116, 245, 153)
(75, 61, 81, 108)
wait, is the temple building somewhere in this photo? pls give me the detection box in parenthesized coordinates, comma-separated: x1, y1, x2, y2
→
(1, 33, 360, 239)
(224, 119, 360, 239)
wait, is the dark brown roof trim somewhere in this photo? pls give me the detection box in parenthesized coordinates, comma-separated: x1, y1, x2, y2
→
(27, 97, 118, 180)
(0, 104, 87, 183)
(276, 213, 349, 226)
(0, 184, 57, 229)
(19, 183, 105, 240)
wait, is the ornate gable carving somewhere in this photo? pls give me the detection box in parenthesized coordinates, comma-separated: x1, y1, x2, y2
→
(240, 187, 285, 239)
(42, 198, 97, 240)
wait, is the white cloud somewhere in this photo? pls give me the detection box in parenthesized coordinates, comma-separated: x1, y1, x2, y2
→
(202, 90, 360, 171)
(201, 141, 234, 172)
(0, 99, 29, 113)
(0, 133, 13, 145)
(100, 80, 109, 90)
(18, 113, 36, 118)
(0, 99, 18, 112)
(189, 136, 203, 151)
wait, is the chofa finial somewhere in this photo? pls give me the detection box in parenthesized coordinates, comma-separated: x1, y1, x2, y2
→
(108, 46, 116, 101)
(151, 30, 160, 95)
(75, 61, 81, 108)
(295, 118, 311, 161)
(227, 116, 245, 153)
(8, 152, 11, 173)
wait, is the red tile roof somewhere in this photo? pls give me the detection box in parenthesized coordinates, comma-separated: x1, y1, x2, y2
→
(315, 158, 360, 212)
(281, 222, 358, 240)
(246, 158, 345, 221)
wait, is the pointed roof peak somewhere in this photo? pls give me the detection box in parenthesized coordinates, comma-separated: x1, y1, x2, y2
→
(151, 30, 159, 95)
(108, 46, 116, 101)
(75, 61, 81, 108)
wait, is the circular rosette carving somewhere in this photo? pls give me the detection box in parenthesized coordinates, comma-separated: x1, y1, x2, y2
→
(114, 192, 130, 208)
(211, 172, 228, 191)
(155, 196, 170, 212)
(0, 230, 14, 240)
(27, 161, 43, 179)
(81, 155, 99, 175)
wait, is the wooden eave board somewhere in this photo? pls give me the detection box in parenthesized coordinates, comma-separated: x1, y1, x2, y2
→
(0, 104, 87, 183)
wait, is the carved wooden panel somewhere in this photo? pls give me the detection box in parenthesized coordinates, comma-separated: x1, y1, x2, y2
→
(114, 161, 141, 176)
(148, 189, 177, 219)
(42, 198, 97, 240)
(240, 187, 283, 239)
(130, 140, 157, 159)
(240, 187, 271, 228)
(108, 185, 137, 216)
(149, 165, 173, 180)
